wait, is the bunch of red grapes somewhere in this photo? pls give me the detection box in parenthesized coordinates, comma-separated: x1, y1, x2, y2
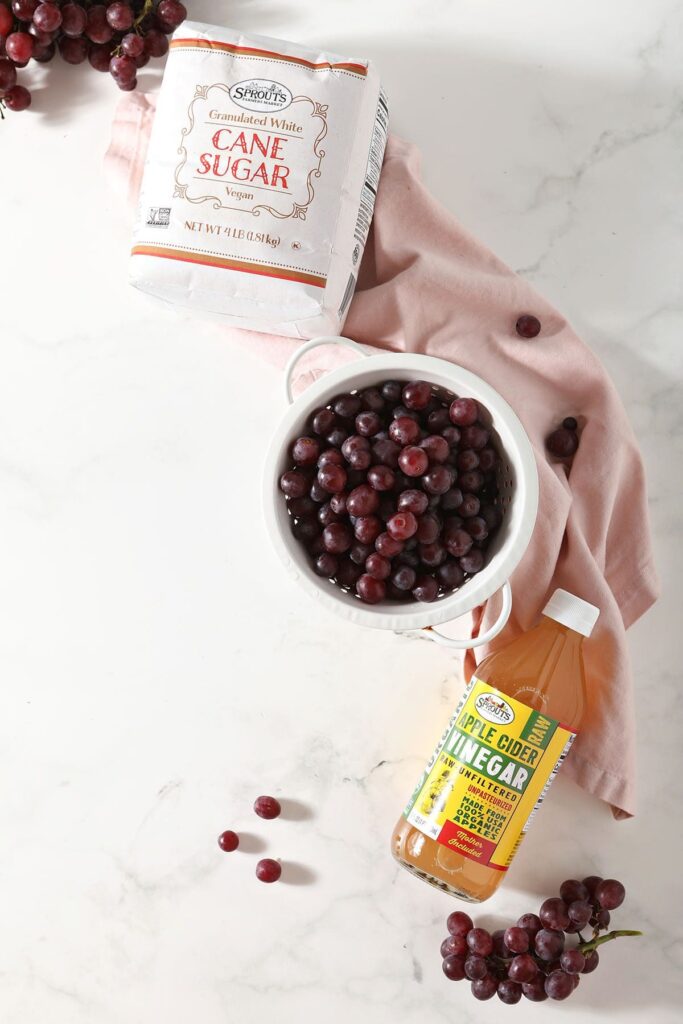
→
(279, 379, 502, 605)
(441, 875, 641, 1003)
(0, 0, 186, 112)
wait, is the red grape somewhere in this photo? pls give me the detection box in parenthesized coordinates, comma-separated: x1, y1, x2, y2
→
(353, 515, 382, 544)
(427, 408, 451, 432)
(254, 795, 281, 819)
(61, 3, 87, 37)
(349, 542, 372, 566)
(418, 434, 449, 463)
(333, 393, 361, 419)
(387, 511, 417, 541)
(567, 899, 592, 926)
(356, 573, 385, 604)
(0, 3, 11, 37)
(58, 35, 87, 63)
(546, 426, 579, 458)
(560, 949, 585, 974)
(471, 976, 497, 1001)
(517, 912, 542, 937)
(516, 314, 541, 338)
(158, 0, 187, 27)
(464, 955, 488, 981)
(560, 878, 588, 903)
(355, 410, 381, 437)
(3, 82, 30, 108)
(5, 31, 34, 62)
(312, 408, 336, 436)
(336, 558, 361, 588)
(381, 380, 402, 403)
(461, 424, 490, 450)
(534, 928, 565, 961)
(441, 936, 465, 962)
(0, 55, 17, 91)
(582, 875, 603, 899)
(398, 446, 428, 477)
(437, 560, 464, 589)
(593, 908, 610, 928)
(360, 387, 384, 412)
(449, 397, 478, 426)
(422, 465, 454, 495)
(367, 465, 394, 491)
(508, 954, 538, 983)
(544, 970, 573, 1000)
(478, 447, 498, 472)
(365, 552, 391, 581)
(143, 27, 169, 56)
(32, 2, 61, 32)
(371, 437, 400, 468)
(318, 464, 347, 494)
(375, 532, 403, 557)
(280, 470, 309, 499)
(442, 954, 466, 981)
(388, 415, 420, 446)
(315, 552, 338, 577)
(11, 0, 37, 19)
(540, 897, 571, 931)
(346, 484, 379, 517)
(255, 858, 281, 883)
(418, 542, 446, 568)
(459, 493, 480, 518)
(322, 523, 352, 554)
(444, 527, 473, 558)
(291, 436, 320, 466)
(459, 469, 484, 493)
(503, 926, 529, 954)
(402, 380, 432, 410)
(446, 910, 473, 937)
(581, 950, 599, 973)
(85, 5, 114, 44)
(391, 565, 416, 591)
(88, 42, 113, 71)
(110, 53, 137, 86)
(106, 1, 134, 32)
(595, 878, 625, 910)
(217, 830, 239, 852)
(497, 980, 522, 1004)
(467, 928, 493, 957)
(413, 576, 439, 602)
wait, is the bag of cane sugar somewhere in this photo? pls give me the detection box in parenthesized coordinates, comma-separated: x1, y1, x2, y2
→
(130, 22, 388, 338)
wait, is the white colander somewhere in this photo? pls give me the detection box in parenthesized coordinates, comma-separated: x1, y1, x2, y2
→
(263, 337, 538, 649)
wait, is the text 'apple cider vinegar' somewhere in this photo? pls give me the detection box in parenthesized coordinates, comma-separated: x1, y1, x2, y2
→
(392, 589, 600, 902)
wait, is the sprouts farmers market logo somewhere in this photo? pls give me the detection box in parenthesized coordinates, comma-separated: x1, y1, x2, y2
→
(475, 692, 515, 725)
(229, 79, 293, 112)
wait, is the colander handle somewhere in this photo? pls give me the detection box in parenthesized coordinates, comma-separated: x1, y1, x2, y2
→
(284, 336, 367, 404)
(422, 581, 513, 650)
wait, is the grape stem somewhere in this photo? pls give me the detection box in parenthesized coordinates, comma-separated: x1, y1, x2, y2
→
(134, 0, 156, 29)
(578, 929, 643, 955)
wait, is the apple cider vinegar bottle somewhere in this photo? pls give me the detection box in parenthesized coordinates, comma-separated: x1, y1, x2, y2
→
(391, 590, 599, 902)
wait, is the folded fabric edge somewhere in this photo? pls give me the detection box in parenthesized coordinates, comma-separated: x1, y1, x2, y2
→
(563, 751, 634, 820)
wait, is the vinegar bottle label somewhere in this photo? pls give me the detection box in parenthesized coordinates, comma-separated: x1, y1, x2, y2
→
(403, 677, 576, 872)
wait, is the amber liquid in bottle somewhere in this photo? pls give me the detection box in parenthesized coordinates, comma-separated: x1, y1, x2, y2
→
(391, 614, 589, 903)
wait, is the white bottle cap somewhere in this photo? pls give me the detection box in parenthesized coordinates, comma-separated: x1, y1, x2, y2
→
(542, 589, 600, 637)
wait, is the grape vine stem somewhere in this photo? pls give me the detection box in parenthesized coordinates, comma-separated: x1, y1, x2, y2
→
(578, 929, 643, 955)
(134, 0, 156, 29)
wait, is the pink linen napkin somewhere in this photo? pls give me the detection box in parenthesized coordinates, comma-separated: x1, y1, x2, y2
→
(107, 93, 658, 818)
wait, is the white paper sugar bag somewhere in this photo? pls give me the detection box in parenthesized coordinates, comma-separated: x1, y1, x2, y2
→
(130, 22, 388, 338)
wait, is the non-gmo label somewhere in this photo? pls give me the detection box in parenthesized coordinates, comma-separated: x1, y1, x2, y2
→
(404, 677, 575, 871)
(228, 79, 293, 112)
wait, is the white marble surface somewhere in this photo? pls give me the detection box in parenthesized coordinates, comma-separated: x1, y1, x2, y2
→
(1, 0, 682, 1021)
